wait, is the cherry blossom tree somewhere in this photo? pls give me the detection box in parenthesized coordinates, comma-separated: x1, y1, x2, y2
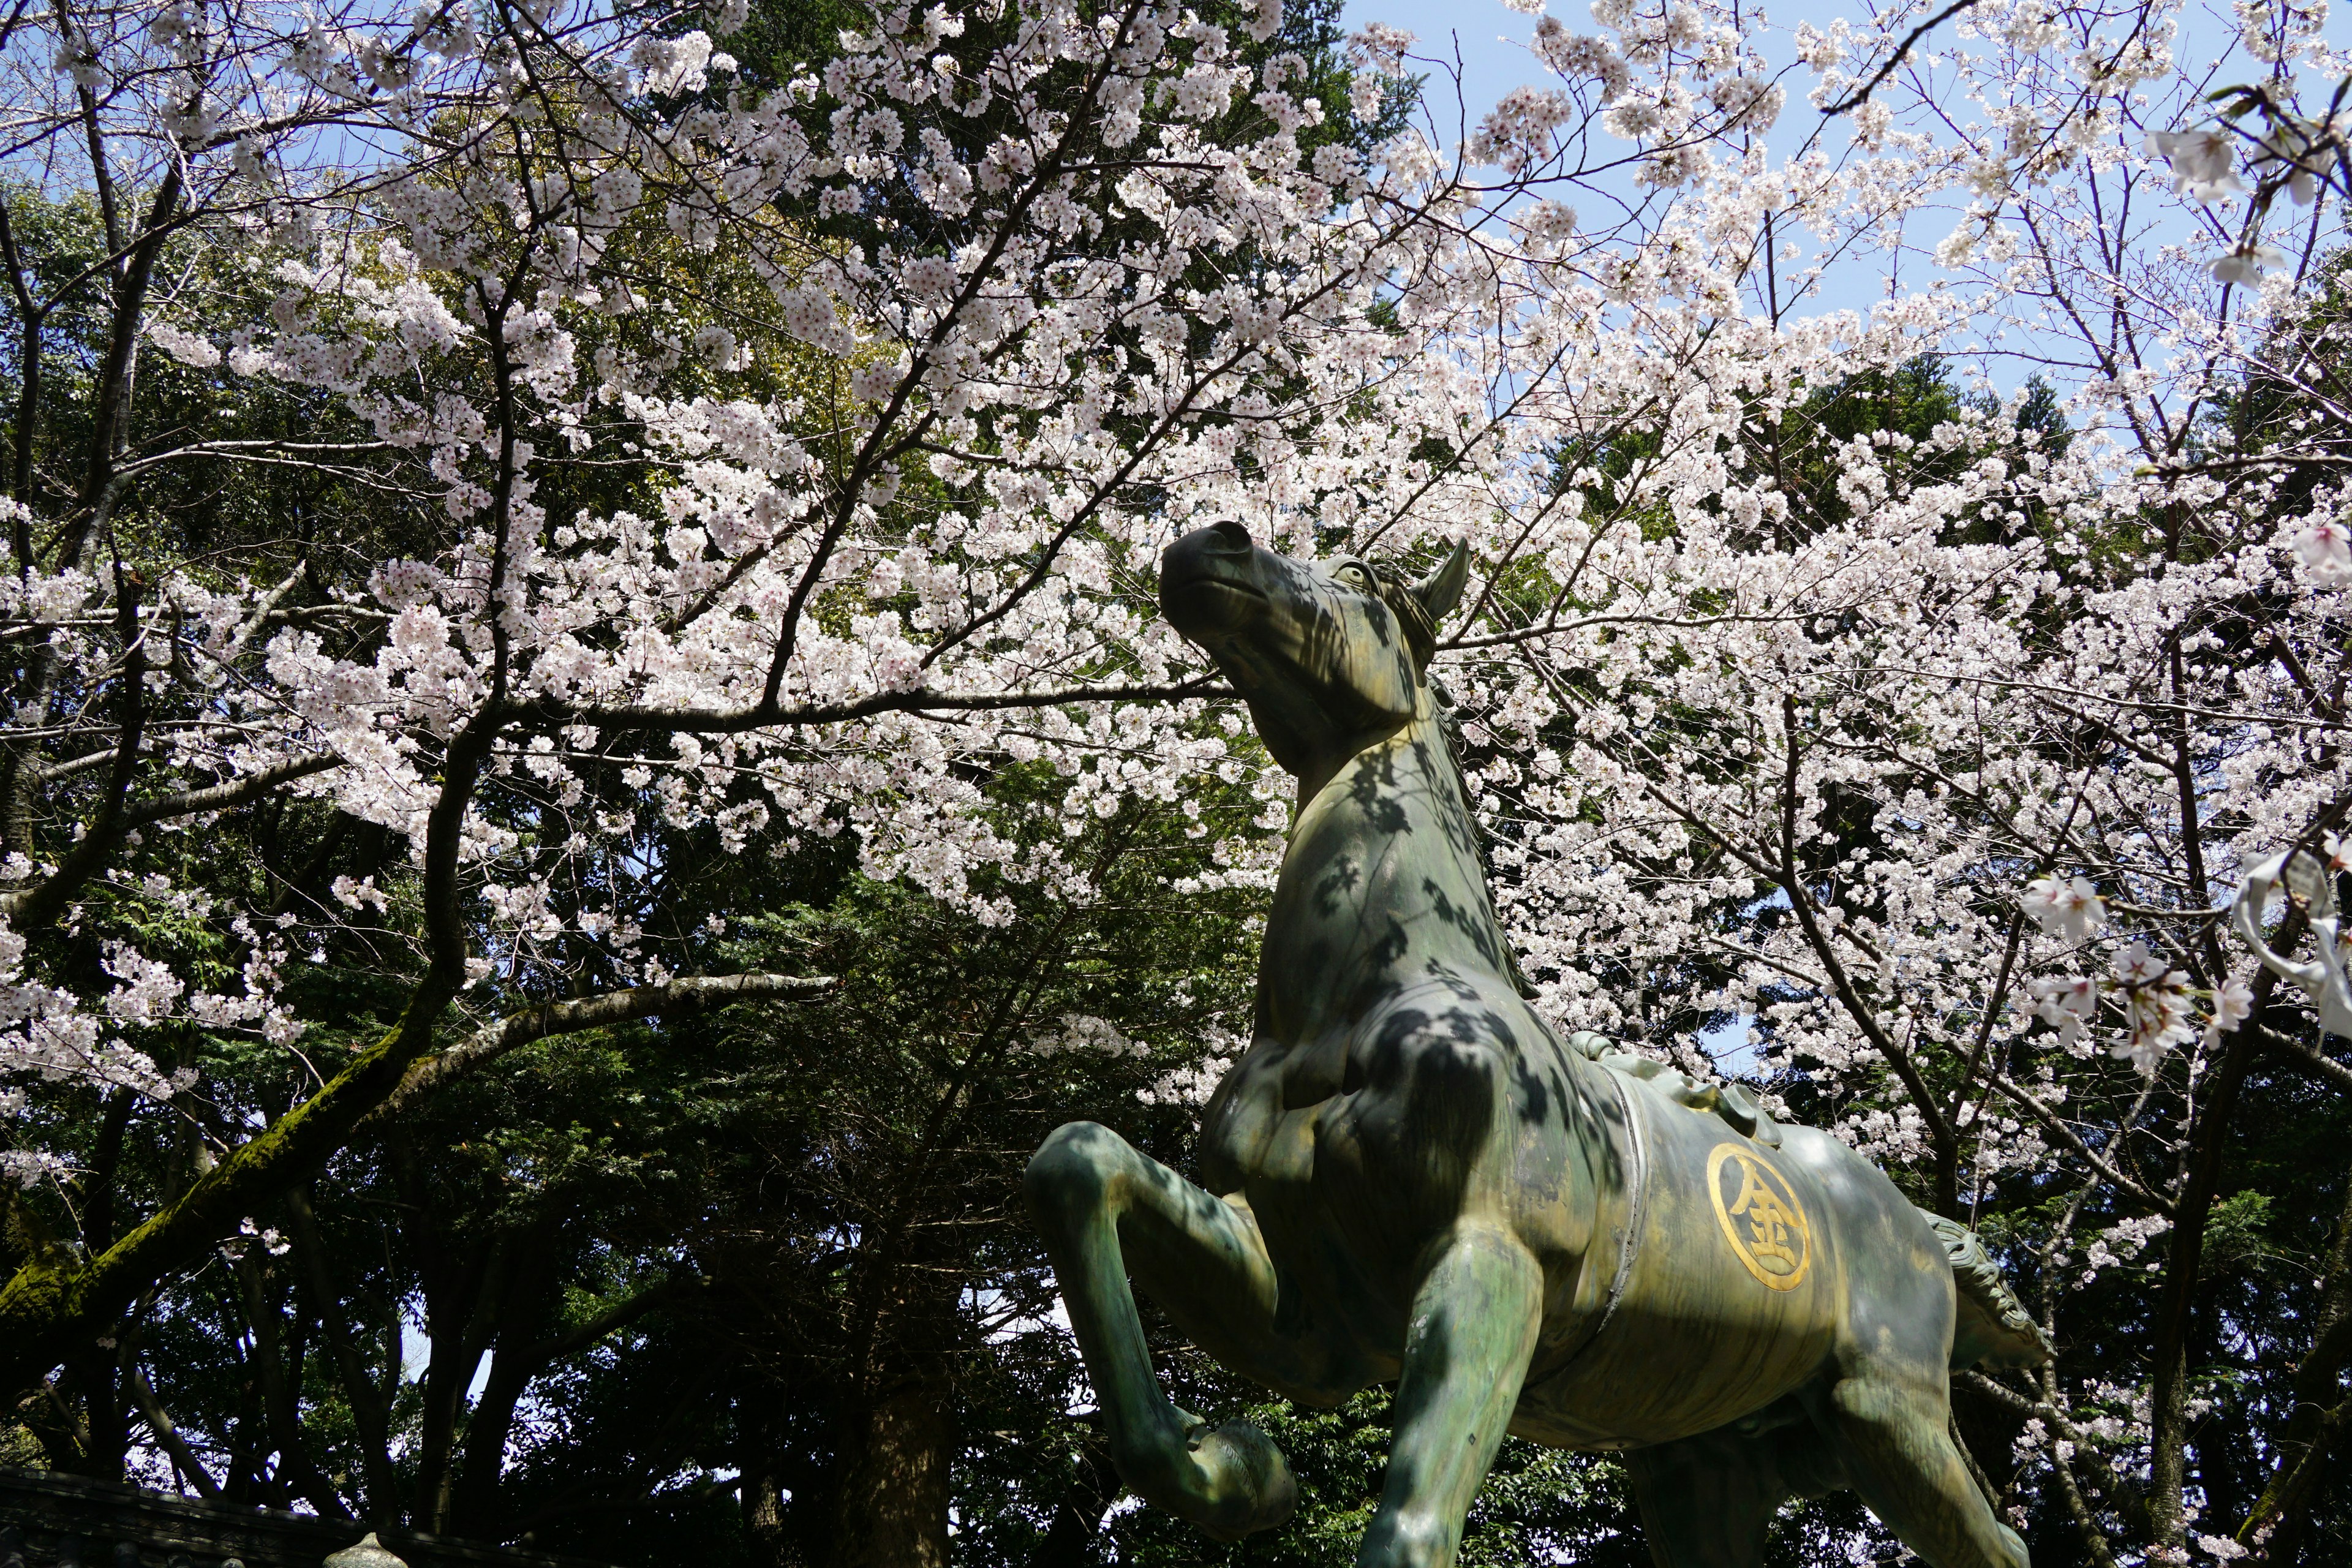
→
(0, 0, 1740, 1417)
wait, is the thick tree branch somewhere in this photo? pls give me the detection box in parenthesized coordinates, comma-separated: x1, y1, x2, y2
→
(372, 972, 838, 1121)
(0, 754, 339, 928)
(2255, 1023, 2352, 1097)
(522, 678, 1229, 737)
(232, 1249, 351, 1520)
(2147, 965, 2283, 1549)
(125, 756, 342, 828)
(4, 571, 148, 930)
(126, 1360, 219, 1499)
(527, 1277, 688, 1365)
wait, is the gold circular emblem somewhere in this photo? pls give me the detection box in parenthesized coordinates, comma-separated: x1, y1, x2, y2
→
(1706, 1142, 1812, 1291)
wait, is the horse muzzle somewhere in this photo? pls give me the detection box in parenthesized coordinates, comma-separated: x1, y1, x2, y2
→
(1160, 520, 1270, 640)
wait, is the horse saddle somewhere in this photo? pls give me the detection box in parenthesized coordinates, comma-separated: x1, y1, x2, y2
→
(1562, 1030, 1782, 1148)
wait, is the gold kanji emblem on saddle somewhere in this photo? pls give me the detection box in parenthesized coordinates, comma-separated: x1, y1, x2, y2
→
(1706, 1142, 1812, 1291)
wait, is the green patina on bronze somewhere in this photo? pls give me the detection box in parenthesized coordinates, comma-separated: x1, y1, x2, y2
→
(1026, 522, 2051, 1568)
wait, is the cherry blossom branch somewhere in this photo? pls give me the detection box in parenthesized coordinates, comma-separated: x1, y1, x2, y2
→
(519, 679, 1229, 736)
(1957, 1370, 2130, 1564)
(0, 753, 338, 927)
(4, 569, 146, 929)
(1778, 696, 1959, 1177)
(123, 755, 341, 828)
(1978, 1071, 2175, 1216)
(108, 438, 398, 480)
(765, 1, 1152, 709)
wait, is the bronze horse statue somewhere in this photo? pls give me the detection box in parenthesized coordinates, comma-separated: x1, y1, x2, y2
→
(1026, 522, 2049, 1567)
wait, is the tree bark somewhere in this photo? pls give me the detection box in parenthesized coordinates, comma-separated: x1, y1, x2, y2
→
(126, 1361, 217, 1498)
(739, 1397, 793, 1568)
(232, 1251, 350, 1519)
(451, 1334, 540, 1539)
(2148, 970, 2283, 1550)
(410, 1216, 524, 1534)
(453, 1274, 682, 1538)
(827, 1374, 954, 1568)
(372, 973, 836, 1123)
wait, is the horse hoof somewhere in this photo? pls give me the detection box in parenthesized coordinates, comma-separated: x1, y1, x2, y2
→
(1186, 1419, 1297, 1542)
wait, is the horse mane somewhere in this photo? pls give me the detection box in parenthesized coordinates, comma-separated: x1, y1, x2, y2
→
(1401, 649, 1552, 1006)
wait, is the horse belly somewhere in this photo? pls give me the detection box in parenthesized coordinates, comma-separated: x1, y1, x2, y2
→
(1510, 1099, 1842, 1449)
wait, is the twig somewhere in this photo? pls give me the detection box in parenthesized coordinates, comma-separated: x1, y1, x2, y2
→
(1822, 0, 1986, 116)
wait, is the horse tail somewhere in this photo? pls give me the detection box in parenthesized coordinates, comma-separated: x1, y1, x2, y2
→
(1917, 1208, 2056, 1371)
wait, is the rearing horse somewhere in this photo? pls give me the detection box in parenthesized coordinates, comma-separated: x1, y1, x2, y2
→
(1026, 522, 2047, 1568)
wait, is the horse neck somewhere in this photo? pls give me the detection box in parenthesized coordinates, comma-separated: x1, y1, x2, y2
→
(1259, 696, 1518, 1041)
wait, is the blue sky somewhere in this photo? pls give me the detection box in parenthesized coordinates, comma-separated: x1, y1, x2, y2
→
(1335, 0, 1866, 138)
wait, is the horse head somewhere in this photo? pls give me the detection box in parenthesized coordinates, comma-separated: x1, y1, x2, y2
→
(1158, 521, 1469, 791)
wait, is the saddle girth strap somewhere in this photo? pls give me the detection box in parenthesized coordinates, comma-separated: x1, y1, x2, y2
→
(1538, 1063, 1648, 1378)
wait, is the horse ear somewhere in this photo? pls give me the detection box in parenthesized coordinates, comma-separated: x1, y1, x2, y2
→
(1412, 541, 1470, 624)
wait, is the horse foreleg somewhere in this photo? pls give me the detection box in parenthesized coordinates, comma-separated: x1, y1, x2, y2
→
(1355, 1221, 1544, 1568)
(1023, 1121, 1319, 1543)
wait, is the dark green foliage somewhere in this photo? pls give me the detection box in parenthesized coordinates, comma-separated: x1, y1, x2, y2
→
(1089, 1384, 1649, 1568)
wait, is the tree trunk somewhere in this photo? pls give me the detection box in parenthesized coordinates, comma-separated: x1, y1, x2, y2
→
(739, 1417, 792, 1568)
(828, 1375, 954, 1568)
(2149, 1003, 2267, 1551)
(1027, 1434, 1119, 1568)
(232, 1253, 349, 1518)
(411, 1235, 507, 1534)
(67, 1352, 125, 1485)
(451, 1344, 535, 1539)
(285, 1186, 400, 1525)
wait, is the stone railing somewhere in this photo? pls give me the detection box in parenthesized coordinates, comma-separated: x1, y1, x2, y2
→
(0, 1471, 612, 1568)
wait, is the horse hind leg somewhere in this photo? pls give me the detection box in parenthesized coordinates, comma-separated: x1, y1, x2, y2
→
(1824, 1373, 2028, 1568)
(1626, 1421, 1821, 1568)
(1023, 1121, 1343, 1543)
